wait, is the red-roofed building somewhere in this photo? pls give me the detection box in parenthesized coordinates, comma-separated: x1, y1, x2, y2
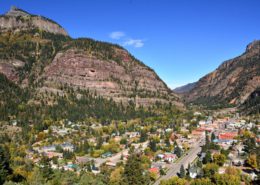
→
(149, 167, 160, 176)
(163, 153, 177, 162)
(170, 133, 178, 142)
(192, 129, 205, 137)
(218, 132, 237, 140)
(44, 152, 62, 159)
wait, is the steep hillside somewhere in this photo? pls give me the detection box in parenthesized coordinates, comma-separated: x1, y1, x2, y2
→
(240, 87, 260, 114)
(0, 73, 28, 120)
(184, 40, 260, 109)
(0, 7, 181, 108)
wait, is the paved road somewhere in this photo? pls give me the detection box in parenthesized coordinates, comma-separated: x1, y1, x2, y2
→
(154, 138, 204, 185)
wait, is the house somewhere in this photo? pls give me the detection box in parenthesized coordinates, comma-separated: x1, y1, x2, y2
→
(165, 128, 173, 132)
(157, 154, 164, 160)
(194, 112, 202, 116)
(170, 133, 179, 142)
(57, 128, 69, 136)
(87, 137, 97, 144)
(218, 132, 237, 140)
(11, 120, 18, 126)
(151, 162, 166, 169)
(157, 153, 177, 162)
(232, 158, 245, 166)
(149, 167, 160, 177)
(125, 132, 140, 138)
(191, 129, 205, 138)
(105, 162, 116, 167)
(189, 166, 198, 178)
(60, 142, 75, 152)
(44, 152, 62, 159)
(218, 167, 226, 174)
(42, 145, 56, 152)
(76, 156, 91, 165)
(199, 121, 206, 125)
(163, 153, 176, 162)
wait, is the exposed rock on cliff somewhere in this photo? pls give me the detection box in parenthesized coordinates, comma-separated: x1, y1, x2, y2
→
(184, 40, 260, 108)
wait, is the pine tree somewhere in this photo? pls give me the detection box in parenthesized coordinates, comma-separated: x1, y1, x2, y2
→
(211, 133, 216, 142)
(174, 145, 182, 158)
(187, 163, 191, 177)
(203, 151, 212, 164)
(123, 154, 150, 185)
(0, 145, 12, 184)
(179, 165, 186, 178)
(149, 139, 157, 152)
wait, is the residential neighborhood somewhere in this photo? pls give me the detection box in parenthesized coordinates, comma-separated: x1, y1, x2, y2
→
(2, 111, 255, 184)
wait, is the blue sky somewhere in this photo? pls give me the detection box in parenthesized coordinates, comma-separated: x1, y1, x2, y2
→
(1, 0, 260, 88)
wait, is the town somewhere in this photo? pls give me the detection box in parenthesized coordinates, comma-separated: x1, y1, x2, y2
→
(2, 111, 259, 184)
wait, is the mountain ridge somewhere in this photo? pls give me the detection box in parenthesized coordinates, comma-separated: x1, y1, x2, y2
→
(0, 7, 182, 108)
(181, 40, 260, 111)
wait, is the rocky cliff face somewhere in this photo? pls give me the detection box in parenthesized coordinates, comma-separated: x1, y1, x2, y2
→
(184, 40, 260, 107)
(41, 48, 176, 106)
(0, 6, 68, 36)
(0, 7, 180, 107)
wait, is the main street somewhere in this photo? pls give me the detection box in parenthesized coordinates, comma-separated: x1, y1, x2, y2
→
(154, 138, 204, 185)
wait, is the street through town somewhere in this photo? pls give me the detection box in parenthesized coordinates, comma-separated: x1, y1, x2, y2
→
(154, 138, 205, 185)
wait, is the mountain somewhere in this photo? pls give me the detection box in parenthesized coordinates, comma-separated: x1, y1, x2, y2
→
(173, 82, 196, 93)
(0, 7, 181, 108)
(0, 6, 68, 36)
(184, 40, 260, 110)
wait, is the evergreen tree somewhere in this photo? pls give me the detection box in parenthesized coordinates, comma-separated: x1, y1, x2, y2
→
(211, 133, 216, 142)
(179, 165, 186, 178)
(174, 145, 182, 158)
(0, 145, 12, 185)
(140, 130, 148, 142)
(203, 151, 211, 164)
(149, 139, 157, 152)
(123, 154, 150, 185)
(196, 160, 203, 168)
(187, 163, 191, 178)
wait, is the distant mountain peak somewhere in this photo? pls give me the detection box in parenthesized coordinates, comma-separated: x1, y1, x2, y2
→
(173, 82, 197, 94)
(1, 6, 68, 36)
(6, 6, 30, 17)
